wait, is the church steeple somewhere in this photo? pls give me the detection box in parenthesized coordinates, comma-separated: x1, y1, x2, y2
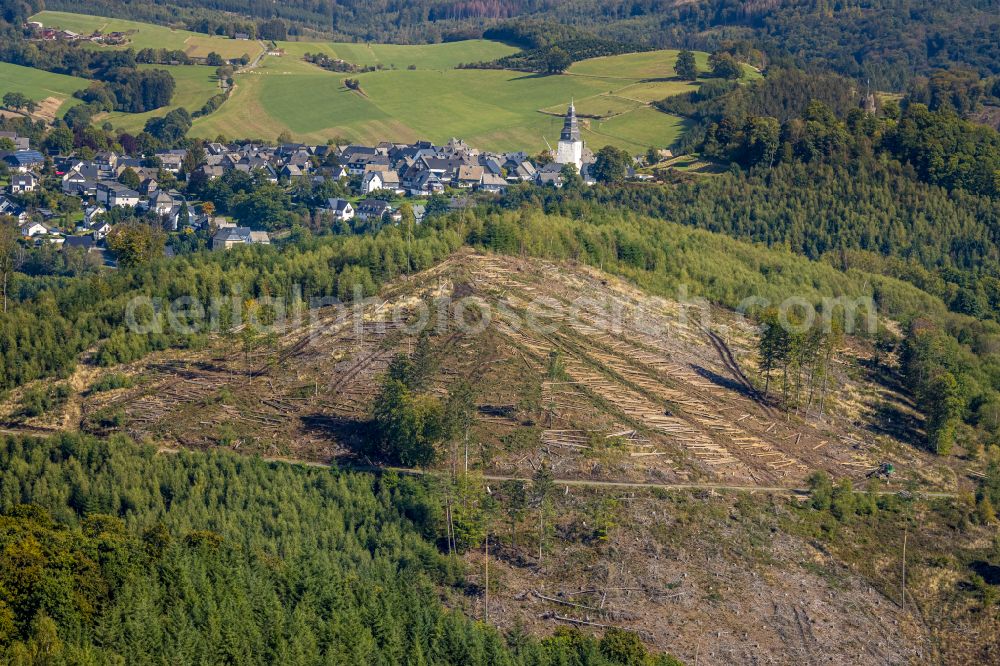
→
(560, 100, 580, 142)
(554, 99, 584, 170)
(860, 79, 877, 114)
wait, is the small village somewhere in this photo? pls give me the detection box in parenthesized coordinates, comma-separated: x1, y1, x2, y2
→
(0, 102, 639, 262)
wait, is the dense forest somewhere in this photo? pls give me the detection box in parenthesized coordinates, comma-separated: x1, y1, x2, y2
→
(655, 66, 1000, 198)
(29, 0, 1000, 88)
(0, 432, 683, 664)
(504, 164, 1000, 317)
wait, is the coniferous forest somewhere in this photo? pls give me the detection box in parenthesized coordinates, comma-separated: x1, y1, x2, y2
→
(0, 432, 686, 664)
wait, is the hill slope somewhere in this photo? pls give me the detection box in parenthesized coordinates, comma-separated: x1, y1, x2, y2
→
(8, 250, 942, 494)
(0, 61, 86, 120)
(6, 250, 997, 663)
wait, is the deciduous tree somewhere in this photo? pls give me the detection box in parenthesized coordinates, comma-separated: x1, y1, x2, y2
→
(674, 49, 697, 80)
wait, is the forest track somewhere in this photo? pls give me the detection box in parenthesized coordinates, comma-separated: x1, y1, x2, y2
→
(698, 324, 776, 416)
(151, 446, 957, 499)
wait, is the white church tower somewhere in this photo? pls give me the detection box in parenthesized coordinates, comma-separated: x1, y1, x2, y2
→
(555, 100, 583, 170)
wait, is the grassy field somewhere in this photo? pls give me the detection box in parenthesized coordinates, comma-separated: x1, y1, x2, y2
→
(26, 11, 727, 152)
(0, 62, 86, 119)
(188, 47, 713, 151)
(189, 60, 693, 151)
(276, 39, 518, 70)
(33, 11, 513, 67)
(541, 94, 645, 119)
(569, 49, 759, 80)
(32, 11, 264, 60)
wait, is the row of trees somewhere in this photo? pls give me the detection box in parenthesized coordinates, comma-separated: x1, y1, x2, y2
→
(0, 91, 36, 114)
(135, 47, 194, 65)
(462, 36, 648, 73)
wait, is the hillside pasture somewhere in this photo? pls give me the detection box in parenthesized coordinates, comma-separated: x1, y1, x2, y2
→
(613, 79, 700, 103)
(191, 48, 709, 151)
(277, 39, 518, 70)
(570, 49, 759, 81)
(32, 11, 264, 60)
(539, 94, 645, 119)
(190, 63, 688, 151)
(24, 13, 711, 152)
(568, 49, 702, 79)
(0, 62, 86, 119)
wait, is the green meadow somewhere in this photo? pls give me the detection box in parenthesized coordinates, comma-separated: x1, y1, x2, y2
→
(0, 62, 86, 118)
(25, 11, 728, 152)
(189, 49, 705, 151)
(276, 39, 518, 70)
(568, 49, 759, 80)
(32, 11, 264, 60)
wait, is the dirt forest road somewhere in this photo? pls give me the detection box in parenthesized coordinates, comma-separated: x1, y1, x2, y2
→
(153, 446, 958, 499)
(0, 428, 954, 499)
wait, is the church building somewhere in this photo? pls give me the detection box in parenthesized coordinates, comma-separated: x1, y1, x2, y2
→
(554, 101, 584, 170)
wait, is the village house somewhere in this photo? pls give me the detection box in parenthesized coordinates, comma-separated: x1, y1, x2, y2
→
(77, 212, 111, 240)
(94, 151, 119, 173)
(97, 182, 141, 208)
(325, 198, 355, 222)
(0, 196, 29, 225)
(115, 157, 143, 174)
(456, 165, 485, 189)
(328, 164, 350, 180)
(425, 172, 448, 195)
(411, 204, 426, 224)
(9, 173, 38, 194)
(355, 199, 394, 222)
(199, 165, 226, 179)
(212, 227, 271, 251)
(83, 205, 106, 225)
(0, 132, 29, 151)
(3, 150, 44, 173)
(61, 162, 99, 194)
(149, 190, 177, 216)
(156, 151, 185, 173)
(343, 147, 382, 175)
(139, 177, 159, 195)
(280, 164, 305, 179)
(535, 162, 568, 188)
(361, 169, 402, 195)
(477, 173, 508, 194)
(19, 220, 51, 238)
(406, 169, 444, 197)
